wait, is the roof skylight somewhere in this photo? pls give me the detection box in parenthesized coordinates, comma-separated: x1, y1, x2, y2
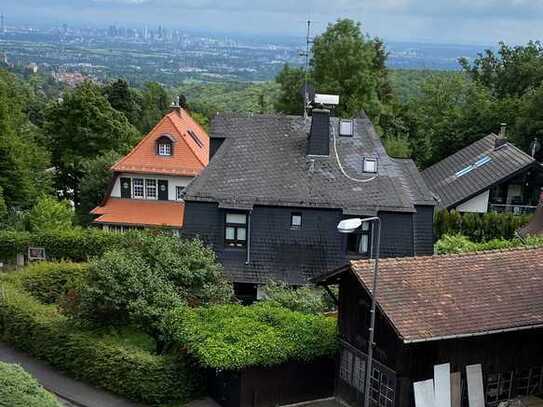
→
(455, 155, 492, 178)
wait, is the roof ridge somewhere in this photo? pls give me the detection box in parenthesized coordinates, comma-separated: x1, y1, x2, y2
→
(351, 244, 543, 267)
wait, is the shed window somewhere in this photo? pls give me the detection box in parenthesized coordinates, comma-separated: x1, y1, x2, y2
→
(291, 213, 302, 229)
(347, 221, 370, 256)
(133, 178, 144, 199)
(363, 158, 377, 173)
(225, 212, 248, 248)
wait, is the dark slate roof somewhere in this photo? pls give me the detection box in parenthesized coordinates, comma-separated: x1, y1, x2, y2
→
(315, 246, 543, 342)
(422, 134, 538, 209)
(185, 113, 434, 213)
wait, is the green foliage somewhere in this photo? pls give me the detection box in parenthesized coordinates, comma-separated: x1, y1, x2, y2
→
(164, 303, 338, 370)
(77, 150, 122, 225)
(0, 186, 7, 226)
(138, 82, 170, 133)
(28, 196, 73, 232)
(382, 134, 412, 158)
(434, 209, 532, 242)
(102, 79, 143, 127)
(0, 362, 61, 407)
(260, 280, 335, 314)
(0, 282, 204, 405)
(311, 19, 390, 120)
(43, 81, 140, 204)
(71, 232, 232, 348)
(274, 64, 306, 115)
(435, 233, 543, 254)
(15, 261, 88, 304)
(0, 228, 121, 262)
(0, 69, 52, 210)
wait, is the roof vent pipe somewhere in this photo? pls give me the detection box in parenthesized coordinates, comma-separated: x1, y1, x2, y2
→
(495, 123, 508, 149)
(500, 123, 507, 138)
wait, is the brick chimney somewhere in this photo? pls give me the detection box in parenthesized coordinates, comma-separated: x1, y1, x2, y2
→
(307, 109, 330, 156)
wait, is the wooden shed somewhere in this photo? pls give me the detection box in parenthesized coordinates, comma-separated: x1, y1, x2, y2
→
(314, 246, 543, 407)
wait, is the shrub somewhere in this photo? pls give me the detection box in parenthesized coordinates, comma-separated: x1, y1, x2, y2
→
(17, 261, 87, 304)
(0, 282, 204, 405)
(28, 196, 74, 232)
(260, 280, 336, 314)
(163, 303, 338, 370)
(434, 209, 532, 242)
(0, 362, 61, 407)
(436, 233, 543, 254)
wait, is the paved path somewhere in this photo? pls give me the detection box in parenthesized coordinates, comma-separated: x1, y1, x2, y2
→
(0, 342, 144, 407)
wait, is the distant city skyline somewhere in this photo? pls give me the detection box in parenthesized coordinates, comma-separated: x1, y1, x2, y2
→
(2, 0, 543, 46)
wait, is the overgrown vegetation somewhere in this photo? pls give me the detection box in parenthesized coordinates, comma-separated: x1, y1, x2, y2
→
(436, 234, 543, 254)
(0, 362, 61, 407)
(434, 209, 532, 242)
(260, 280, 336, 314)
(163, 303, 338, 370)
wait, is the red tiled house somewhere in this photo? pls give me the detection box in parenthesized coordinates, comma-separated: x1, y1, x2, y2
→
(91, 105, 209, 233)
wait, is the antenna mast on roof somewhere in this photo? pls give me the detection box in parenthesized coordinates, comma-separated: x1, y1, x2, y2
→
(300, 19, 313, 119)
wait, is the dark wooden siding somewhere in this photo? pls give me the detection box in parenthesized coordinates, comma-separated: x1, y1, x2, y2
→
(380, 212, 415, 258)
(413, 205, 435, 256)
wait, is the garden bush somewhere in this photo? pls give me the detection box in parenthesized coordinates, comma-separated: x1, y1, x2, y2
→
(260, 280, 336, 314)
(0, 362, 61, 407)
(434, 209, 532, 242)
(436, 233, 543, 254)
(0, 282, 204, 405)
(16, 261, 87, 304)
(163, 302, 338, 370)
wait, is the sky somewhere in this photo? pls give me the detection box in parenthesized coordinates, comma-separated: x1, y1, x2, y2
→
(3, 0, 543, 45)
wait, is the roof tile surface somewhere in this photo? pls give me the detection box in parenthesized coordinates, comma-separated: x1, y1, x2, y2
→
(350, 247, 543, 342)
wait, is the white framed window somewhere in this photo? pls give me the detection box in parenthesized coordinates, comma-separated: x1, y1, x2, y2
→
(225, 212, 248, 248)
(291, 213, 302, 229)
(133, 178, 144, 199)
(176, 186, 185, 201)
(363, 157, 377, 173)
(158, 143, 172, 156)
(145, 179, 157, 199)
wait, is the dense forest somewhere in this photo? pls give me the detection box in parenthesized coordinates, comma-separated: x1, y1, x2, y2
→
(2, 18, 543, 231)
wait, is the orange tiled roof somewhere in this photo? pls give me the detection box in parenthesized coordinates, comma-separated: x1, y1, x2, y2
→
(111, 108, 209, 176)
(91, 198, 184, 228)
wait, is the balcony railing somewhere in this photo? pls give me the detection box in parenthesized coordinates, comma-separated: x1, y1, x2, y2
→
(489, 203, 538, 214)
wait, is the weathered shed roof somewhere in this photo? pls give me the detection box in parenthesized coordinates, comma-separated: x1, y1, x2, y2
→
(184, 113, 434, 212)
(422, 134, 538, 209)
(315, 246, 543, 343)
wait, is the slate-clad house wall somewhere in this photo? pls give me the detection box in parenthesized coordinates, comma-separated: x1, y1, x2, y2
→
(183, 110, 436, 295)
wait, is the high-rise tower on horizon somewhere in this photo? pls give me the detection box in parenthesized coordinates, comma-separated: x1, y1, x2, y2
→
(0, 13, 5, 34)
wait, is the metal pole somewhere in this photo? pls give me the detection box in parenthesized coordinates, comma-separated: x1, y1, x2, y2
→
(363, 217, 381, 407)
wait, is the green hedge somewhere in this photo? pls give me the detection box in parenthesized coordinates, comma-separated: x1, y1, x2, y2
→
(0, 228, 122, 262)
(0, 361, 61, 407)
(0, 282, 204, 405)
(434, 210, 532, 242)
(164, 303, 338, 370)
(436, 234, 543, 254)
(16, 262, 88, 304)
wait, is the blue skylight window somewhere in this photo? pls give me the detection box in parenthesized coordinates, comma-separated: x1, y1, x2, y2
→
(455, 166, 474, 177)
(474, 155, 492, 168)
(455, 155, 492, 178)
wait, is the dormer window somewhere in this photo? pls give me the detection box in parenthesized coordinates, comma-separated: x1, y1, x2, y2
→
(156, 135, 174, 156)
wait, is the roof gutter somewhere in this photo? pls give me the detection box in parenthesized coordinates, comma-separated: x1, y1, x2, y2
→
(404, 323, 543, 344)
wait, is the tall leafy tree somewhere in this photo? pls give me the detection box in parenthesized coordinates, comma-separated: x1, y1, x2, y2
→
(102, 79, 143, 128)
(0, 69, 52, 210)
(44, 81, 140, 205)
(274, 64, 306, 115)
(139, 82, 170, 133)
(311, 19, 390, 120)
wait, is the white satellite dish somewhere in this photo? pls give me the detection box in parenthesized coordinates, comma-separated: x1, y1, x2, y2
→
(337, 218, 362, 234)
(314, 93, 340, 106)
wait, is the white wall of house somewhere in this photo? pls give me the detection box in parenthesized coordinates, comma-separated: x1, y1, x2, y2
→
(456, 190, 490, 213)
(111, 173, 193, 201)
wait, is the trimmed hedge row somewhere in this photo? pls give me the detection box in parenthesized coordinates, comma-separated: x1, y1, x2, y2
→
(164, 303, 338, 370)
(0, 229, 122, 262)
(434, 210, 532, 242)
(0, 282, 204, 405)
(436, 233, 543, 254)
(0, 362, 61, 407)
